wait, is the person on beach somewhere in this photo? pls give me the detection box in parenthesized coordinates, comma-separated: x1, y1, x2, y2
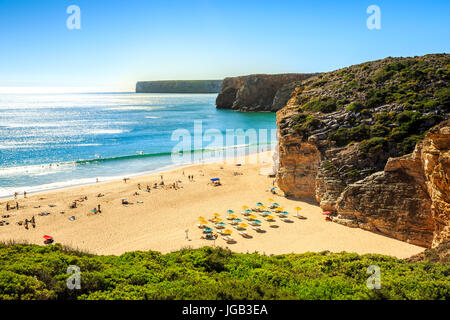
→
(185, 229, 189, 241)
(146, 185, 151, 193)
(6, 203, 9, 211)
(14, 192, 18, 199)
(98, 204, 101, 213)
(24, 191, 27, 198)
(31, 216, 36, 228)
(24, 219, 28, 230)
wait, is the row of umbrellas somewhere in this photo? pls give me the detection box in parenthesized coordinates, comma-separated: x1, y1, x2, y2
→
(198, 200, 304, 237)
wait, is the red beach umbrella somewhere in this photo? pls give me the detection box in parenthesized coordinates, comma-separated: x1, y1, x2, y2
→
(43, 235, 53, 240)
(322, 211, 332, 216)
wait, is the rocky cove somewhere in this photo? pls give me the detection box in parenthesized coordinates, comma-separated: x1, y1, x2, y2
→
(216, 54, 449, 249)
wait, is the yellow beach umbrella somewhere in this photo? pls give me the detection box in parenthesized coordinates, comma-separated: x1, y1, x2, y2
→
(239, 223, 248, 228)
(268, 198, 275, 202)
(249, 214, 257, 219)
(213, 213, 221, 217)
(242, 205, 249, 209)
(223, 229, 232, 235)
(266, 215, 275, 220)
(214, 218, 222, 222)
(229, 214, 237, 219)
(294, 207, 302, 216)
(260, 206, 267, 210)
(275, 207, 284, 212)
(198, 216, 206, 221)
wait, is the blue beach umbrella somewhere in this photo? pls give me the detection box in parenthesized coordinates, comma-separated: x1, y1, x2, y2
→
(204, 227, 213, 233)
(272, 203, 280, 207)
(226, 210, 234, 214)
(233, 218, 243, 223)
(279, 211, 289, 216)
(256, 202, 263, 206)
(252, 220, 262, 224)
(216, 222, 227, 227)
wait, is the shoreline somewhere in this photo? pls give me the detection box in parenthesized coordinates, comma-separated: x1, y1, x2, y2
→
(0, 144, 276, 200)
(0, 150, 425, 259)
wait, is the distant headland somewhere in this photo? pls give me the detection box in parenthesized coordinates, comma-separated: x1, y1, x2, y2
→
(136, 80, 223, 93)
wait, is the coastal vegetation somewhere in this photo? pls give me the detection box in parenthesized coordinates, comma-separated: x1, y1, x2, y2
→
(0, 243, 448, 300)
(292, 54, 449, 156)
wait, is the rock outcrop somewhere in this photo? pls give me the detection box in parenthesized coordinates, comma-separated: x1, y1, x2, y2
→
(216, 74, 317, 112)
(136, 80, 222, 93)
(276, 54, 450, 247)
(406, 241, 449, 264)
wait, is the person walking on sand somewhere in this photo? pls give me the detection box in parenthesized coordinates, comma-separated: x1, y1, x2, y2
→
(185, 229, 190, 241)
(137, 183, 141, 190)
(98, 204, 101, 213)
(16, 202, 19, 210)
(31, 216, 36, 229)
(6, 203, 9, 211)
(14, 192, 18, 199)
(24, 191, 27, 198)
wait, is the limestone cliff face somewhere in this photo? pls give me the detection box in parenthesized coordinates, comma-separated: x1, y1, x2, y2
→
(216, 74, 316, 112)
(276, 54, 449, 248)
(335, 121, 449, 247)
(136, 80, 222, 93)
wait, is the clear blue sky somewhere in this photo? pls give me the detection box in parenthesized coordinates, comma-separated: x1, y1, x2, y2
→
(0, 0, 449, 90)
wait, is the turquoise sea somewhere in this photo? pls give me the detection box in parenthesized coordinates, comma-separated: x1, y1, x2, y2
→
(0, 92, 277, 197)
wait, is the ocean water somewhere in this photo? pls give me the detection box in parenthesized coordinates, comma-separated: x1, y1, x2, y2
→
(0, 92, 277, 197)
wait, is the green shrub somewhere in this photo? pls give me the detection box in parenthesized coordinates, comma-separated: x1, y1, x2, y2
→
(302, 98, 338, 113)
(359, 137, 388, 153)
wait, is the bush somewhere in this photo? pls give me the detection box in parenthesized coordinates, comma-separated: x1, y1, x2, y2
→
(302, 98, 338, 113)
(359, 137, 388, 154)
(0, 244, 448, 300)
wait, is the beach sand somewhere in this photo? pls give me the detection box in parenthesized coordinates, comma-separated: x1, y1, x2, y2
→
(0, 151, 425, 259)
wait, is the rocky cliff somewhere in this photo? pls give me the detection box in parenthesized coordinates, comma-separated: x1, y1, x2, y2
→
(216, 74, 317, 112)
(136, 80, 223, 93)
(276, 54, 449, 247)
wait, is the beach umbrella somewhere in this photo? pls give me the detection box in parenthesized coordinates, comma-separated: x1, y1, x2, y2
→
(244, 210, 252, 214)
(266, 215, 275, 220)
(226, 210, 234, 214)
(322, 211, 332, 216)
(213, 213, 221, 217)
(204, 227, 213, 233)
(198, 216, 206, 221)
(233, 218, 242, 223)
(256, 202, 263, 206)
(249, 214, 257, 219)
(216, 222, 227, 226)
(272, 203, 280, 207)
(239, 223, 248, 229)
(229, 214, 237, 219)
(268, 198, 275, 202)
(279, 211, 289, 216)
(260, 206, 267, 210)
(43, 235, 53, 240)
(252, 219, 262, 224)
(263, 211, 272, 214)
(223, 229, 232, 235)
(242, 205, 249, 209)
(275, 207, 284, 212)
(214, 218, 223, 222)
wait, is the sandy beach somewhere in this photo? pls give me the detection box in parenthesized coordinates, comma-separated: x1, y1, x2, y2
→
(0, 151, 425, 258)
